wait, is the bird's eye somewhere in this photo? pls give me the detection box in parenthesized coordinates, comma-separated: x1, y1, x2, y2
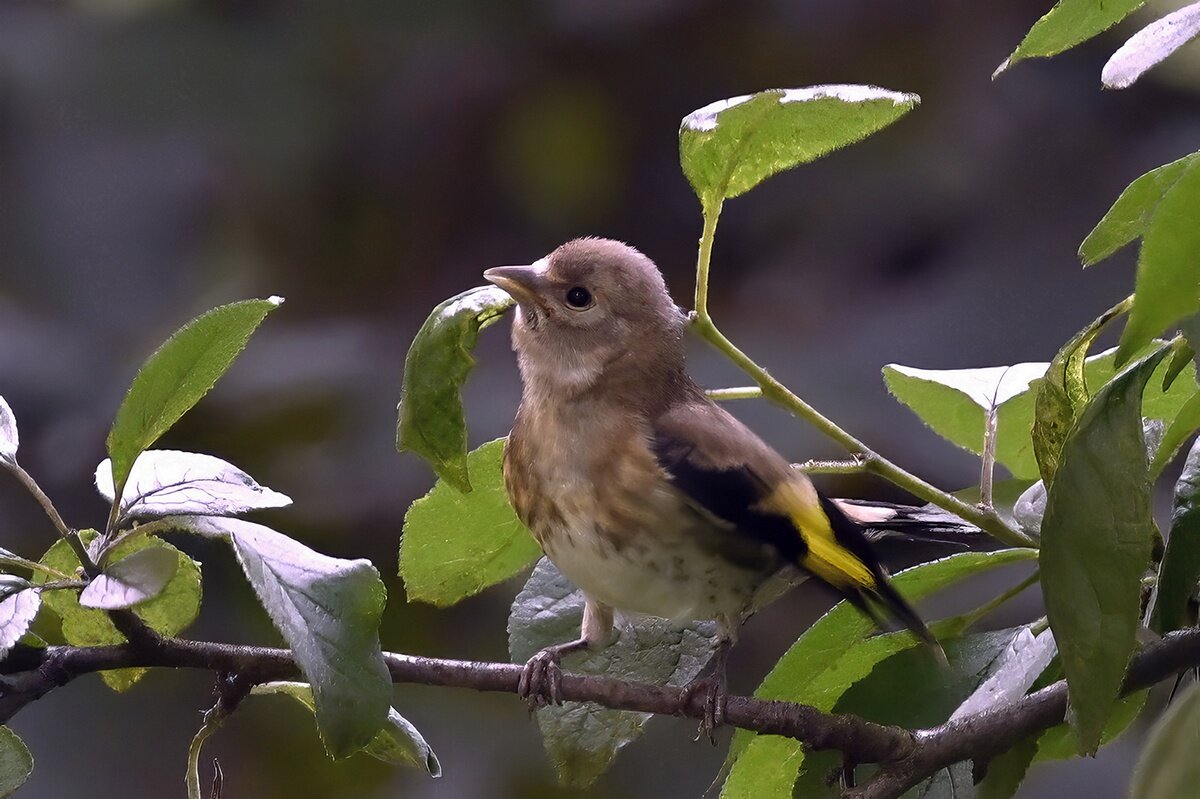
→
(565, 286, 592, 309)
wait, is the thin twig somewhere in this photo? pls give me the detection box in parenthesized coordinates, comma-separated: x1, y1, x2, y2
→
(1, 460, 98, 576)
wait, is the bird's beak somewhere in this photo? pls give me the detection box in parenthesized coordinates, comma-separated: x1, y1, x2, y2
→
(484, 261, 549, 308)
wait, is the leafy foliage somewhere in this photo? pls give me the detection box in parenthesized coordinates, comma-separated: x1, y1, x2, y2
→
(0, 580, 41, 659)
(1128, 682, 1200, 798)
(998, 0, 1145, 73)
(1039, 344, 1166, 753)
(1103, 1, 1200, 89)
(396, 285, 514, 492)
(78, 546, 179, 610)
(1152, 436, 1200, 633)
(400, 438, 539, 606)
(0, 727, 32, 798)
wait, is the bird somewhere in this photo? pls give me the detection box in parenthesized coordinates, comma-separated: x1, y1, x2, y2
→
(484, 237, 945, 737)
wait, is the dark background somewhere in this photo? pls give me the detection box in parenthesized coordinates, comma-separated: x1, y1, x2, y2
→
(1, 1, 1197, 797)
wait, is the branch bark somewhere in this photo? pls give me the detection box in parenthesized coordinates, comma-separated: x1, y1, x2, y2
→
(3, 627, 1199, 798)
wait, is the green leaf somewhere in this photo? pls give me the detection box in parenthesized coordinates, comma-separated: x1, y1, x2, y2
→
(998, 0, 1146, 74)
(977, 737, 1038, 799)
(883, 361, 1049, 479)
(185, 517, 390, 758)
(251, 682, 441, 775)
(509, 558, 719, 788)
(721, 549, 1036, 799)
(1039, 344, 1167, 754)
(1129, 681, 1200, 798)
(1080, 153, 1200, 266)
(1117, 160, 1200, 366)
(679, 86, 918, 210)
(885, 346, 1197, 480)
(400, 438, 539, 607)
(1103, 2, 1200, 89)
(106, 297, 282, 493)
(1033, 299, 1130, 488)
(1034, 689, 1147, 760)
(0, 582, 40, 658)
(36, 531, 201, 691)
(1152, 436, 1200, 632)
(396, 285, 514, 493)
(1150, 391, 1200, 478)
(0, 726, 32, 798)
(79, 546, 179, 610)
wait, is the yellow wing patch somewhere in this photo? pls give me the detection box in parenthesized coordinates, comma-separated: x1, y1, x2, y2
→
(761, 478, 875, 590)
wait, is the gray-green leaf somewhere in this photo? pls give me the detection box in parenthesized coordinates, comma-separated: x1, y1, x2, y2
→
(1151, 435, 1200, 633)
(397, 285, 514, 493)
(106, 297, 283, 494)
(1150, 390, 1200, 478)
(79, 546, 179, 610)
(950, 628, 1057, 721)
(184, 517, 390, 758)
(400, 438, 539, 607)
(997, 0, 1146, 74)
(1117, 158, 1200, 366)
(1103, 1, 1200, 89)
(0, 583, 40, 658)
(0, 396, 17, 463)
(1039, 344, 1167, 754)
(1129, 681, 1200, 799)
(0, 726, 32, 798)
(251, 682, 441, 775)
(509, 558, 718, 788)
(679, 86, 918, 211)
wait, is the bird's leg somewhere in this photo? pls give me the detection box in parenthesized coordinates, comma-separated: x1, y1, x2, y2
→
(681, 618, 736, 744)
(518, 597, 613, 710)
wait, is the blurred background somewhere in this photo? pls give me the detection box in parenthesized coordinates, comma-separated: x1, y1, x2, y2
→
(1, 0, 1198, 796)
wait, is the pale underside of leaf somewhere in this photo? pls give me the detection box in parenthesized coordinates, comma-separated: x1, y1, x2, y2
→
(0, 396, 17, 462)
(79, 546, 180, 610)
(1103, 1, 1200, 89)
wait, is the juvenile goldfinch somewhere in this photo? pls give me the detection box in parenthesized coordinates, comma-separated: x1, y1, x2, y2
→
(485, 238, 940, 734)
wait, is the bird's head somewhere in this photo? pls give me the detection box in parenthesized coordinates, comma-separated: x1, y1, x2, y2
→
(485, 237, 688, 398)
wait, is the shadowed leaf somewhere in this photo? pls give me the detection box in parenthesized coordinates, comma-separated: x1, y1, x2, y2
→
(0, 726, 32, 798)
(1129, 681, 1200, 798)
(1152, 436, 1200, 633)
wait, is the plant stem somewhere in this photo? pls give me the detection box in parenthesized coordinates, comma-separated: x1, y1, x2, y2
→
(795, 458, 869, 475)
(706, 386, 764, 401)
(688, 217, 1033, 549)
(1, 459, 99, 576)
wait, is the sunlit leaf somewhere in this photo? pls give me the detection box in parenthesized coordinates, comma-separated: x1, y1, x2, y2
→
(95, 450, 291, 523)
(0, 396, 17, 464)
(0, 726, 33, 798)
(1129, 681, 1200, 798)
(107, 297, 283, 493)
(721, 549, 1037, 798)
(680, 86, 918, 210)
(950, 628, 1057, 720)
(183, 517, 389, 757)
(0, 580, 40, 658)
(1039, 344, 1166, 753)
(509, 558, 718, 788)
(251, 682, 441, 775)
(1150, 391, 1200, 478)
(997, 0, 1146, 74)
(1103, 1, 1200, 89)
(400, 438, 538, 607)
(1117, 160, 1200, 366)
(36, 531, 201, 690)
(79, 546, 179, 610)
(397, 285, 514, 492)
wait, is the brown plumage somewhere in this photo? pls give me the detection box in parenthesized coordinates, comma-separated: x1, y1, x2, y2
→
(485, 237, 939, 733)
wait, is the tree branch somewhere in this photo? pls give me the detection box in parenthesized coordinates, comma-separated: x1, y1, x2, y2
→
(3, 627, 1198, 797)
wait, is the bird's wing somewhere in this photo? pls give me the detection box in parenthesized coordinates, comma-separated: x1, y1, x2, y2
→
(650, 398, 939, 651)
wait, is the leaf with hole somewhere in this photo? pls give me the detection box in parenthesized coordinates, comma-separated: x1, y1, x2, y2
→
(1039, 344, 1167, 754)
(509, 558, 718, 788)
(400, 438, 539, 607)
(183, 517, 390, 757)
(36, 531, 201, 690)
(397, 285, 514, 493)
(680, 85, 918, 211)
(95, 450, 291, 524)
(251, 682, 441, 775)
(106, 297, 282, 496)
(79, 546, 179, 610)
(1103, 2, 1200, 89)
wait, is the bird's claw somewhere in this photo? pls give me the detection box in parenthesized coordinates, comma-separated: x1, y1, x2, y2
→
(680, 673, 726, 745)
(518, 648, 564, 710)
